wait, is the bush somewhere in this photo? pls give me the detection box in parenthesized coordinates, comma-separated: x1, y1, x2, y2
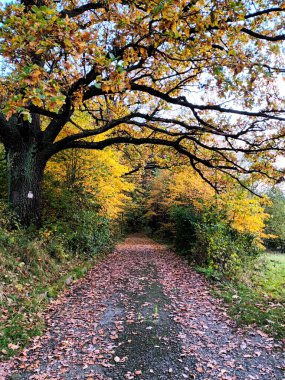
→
(170, 206, 261, 277)
(45, 235, 68, 261)
(123, 202, 148, 233)
(192, 219, 261, 276)
(66, 210, 113, 255)
(42, 184, 114, 256)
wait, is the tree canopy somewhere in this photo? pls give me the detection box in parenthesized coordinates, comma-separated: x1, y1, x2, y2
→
(0, 0, 284, 224)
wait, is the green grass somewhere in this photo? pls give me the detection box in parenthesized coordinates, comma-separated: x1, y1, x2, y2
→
(252, 253, 285, 299)
(212, 252, 285, 339)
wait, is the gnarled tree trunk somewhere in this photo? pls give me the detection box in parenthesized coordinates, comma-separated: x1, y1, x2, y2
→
(7, 143, 46, 227)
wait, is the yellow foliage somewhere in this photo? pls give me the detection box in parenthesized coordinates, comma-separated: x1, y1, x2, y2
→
(146, 166, 270, 242)
(218, 192, 269, 238)
(46, 112, 134, 219)
(47, 147, 133, 219)
(167, 169, 215, 209)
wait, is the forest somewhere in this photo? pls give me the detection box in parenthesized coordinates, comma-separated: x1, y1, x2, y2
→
(0, 0, 285, 379)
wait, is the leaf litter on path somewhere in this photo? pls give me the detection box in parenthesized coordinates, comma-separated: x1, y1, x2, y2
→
(0, 234, 284, 379)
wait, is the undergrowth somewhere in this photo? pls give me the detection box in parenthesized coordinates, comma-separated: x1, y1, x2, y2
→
(0, 202, 116, 359)
(0, 238, 103, 358)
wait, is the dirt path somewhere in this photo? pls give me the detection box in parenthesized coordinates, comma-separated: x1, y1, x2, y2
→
(1, 235, 284, 380)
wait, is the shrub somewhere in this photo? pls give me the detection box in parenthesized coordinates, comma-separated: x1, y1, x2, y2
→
(192, 219, 261, 276)
(170, 205, 261, 277)
(42, 183, 114, 256)
(66, 210, 113, 255)
(123, 202, 147, 233)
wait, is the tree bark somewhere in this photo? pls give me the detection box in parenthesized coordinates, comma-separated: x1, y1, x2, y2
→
(7, 143, 46, 227)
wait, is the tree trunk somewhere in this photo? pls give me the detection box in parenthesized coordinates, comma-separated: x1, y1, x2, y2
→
(7, 144, 46, 227)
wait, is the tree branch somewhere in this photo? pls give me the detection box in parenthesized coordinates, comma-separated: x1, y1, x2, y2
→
(241, 28, 285, 41)
(55, 136, 240, 172)
(130, 83, 285, 121)
(244, 7, 285, 20)
(60, 2, 107, 18)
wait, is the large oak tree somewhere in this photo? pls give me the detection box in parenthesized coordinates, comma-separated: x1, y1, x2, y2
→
(0, 0, 284, 225)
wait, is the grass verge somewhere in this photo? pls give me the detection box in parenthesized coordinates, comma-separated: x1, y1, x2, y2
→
(207, 253, 285, 339)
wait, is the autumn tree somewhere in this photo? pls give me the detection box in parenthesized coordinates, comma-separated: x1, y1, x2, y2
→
(143, 166, 270, 240)
(46, 120, 134, 220)
(0, 0, 284, 225)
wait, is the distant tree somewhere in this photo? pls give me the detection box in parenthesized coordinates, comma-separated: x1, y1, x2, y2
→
(0, 0, 284, 225)
(144, 166, 270, 242)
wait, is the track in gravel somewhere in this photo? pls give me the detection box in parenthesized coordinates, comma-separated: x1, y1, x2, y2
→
(1, 235, 284, 380)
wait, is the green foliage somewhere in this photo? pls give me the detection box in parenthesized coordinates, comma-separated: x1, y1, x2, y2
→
(193, 218, 261, 276)
(169, 206, 261, 277)
(0, 145, 7, 200)
(195, 266, 222, 281)
(208, 253, 285, 339)
(120, 199, 147, 234)
(67, 210, 113, 255)
(239, 253, 285, 301)
(42, 177, 114, 256)
(265, 188, 285, 252)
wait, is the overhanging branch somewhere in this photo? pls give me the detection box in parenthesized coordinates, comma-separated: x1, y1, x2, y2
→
(60, 2, 107, 18)
(130, 83, 285, 121)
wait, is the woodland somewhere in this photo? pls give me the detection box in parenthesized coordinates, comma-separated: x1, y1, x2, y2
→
(0, 0, 285, 378)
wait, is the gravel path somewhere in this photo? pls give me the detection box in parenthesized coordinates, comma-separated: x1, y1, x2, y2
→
(0, 235, 284, 380)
